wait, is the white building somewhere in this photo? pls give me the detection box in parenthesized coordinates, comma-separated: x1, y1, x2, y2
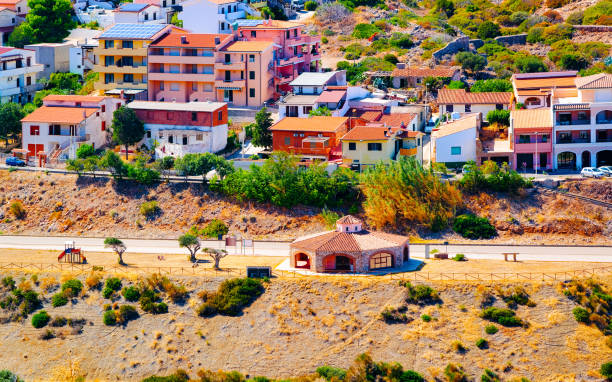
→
(114, 3, 162, 24)
(133, 0, 182, 23)
(431, 113, 480, 167)
(24, 42, 73, 80)
(437, 88, 512, 122)
(127, 101, 229, 158)
(0, 46, 43, 104)
(0, 8, 22, 45)
(278, 71, 347, 118)
(179, 0, 258, 34)
(21, 95, 124, 159)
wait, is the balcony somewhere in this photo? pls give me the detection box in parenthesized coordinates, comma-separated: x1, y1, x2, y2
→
(398, 147, 418, 156)
(275, 55, 305, 67)
(94, 46, 148, 57)
(286, 146, 330, 157)
(149, 72, 215, 82)
(0, 64, 44, 77)
(514, 141, 552, 152)
(148, 54, 215, 65)
(216, 61, 244, 71)
(93, 64, 147, 74)
(555, 119, 590, 126)
(214, 79, 245, 89)
(556, 138, 590, 144)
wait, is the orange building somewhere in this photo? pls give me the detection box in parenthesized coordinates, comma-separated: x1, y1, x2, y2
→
(270, 116, 349, 160)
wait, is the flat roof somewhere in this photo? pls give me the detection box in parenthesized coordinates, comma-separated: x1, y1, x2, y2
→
(127, 101, 226, 112)
(270, 116, 348, 133)
(151, 33, 227, 48)
(118, 3, 151, 11)
(21, 106, 97, 124)
(289, 72, 337, 87)
(44, 95, 109, 103)
(99, 23, 166, 40)
(279, 94, 319, 105)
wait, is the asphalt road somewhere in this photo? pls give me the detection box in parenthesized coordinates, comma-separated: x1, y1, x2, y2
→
(0, 235, 610, 262)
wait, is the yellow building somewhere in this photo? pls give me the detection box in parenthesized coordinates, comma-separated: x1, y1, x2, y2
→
(341, 125, 424, 171)
(94, 24, 180, 98)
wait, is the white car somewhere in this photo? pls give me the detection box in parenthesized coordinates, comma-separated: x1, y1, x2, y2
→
(581, 167, 604, 178)
(598, 166, 612, 176)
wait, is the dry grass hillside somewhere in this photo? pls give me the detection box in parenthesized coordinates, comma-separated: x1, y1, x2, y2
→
(0, 271, 611, 381)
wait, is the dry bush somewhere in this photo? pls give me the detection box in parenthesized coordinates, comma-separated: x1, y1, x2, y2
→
(39, 277, 59, 292)
(85, 273, 102, 290)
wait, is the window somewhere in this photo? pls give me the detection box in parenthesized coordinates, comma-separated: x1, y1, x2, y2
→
(218, 110, 223, 120)
(220, 23, 225, 31)
(170, 83, 179, 91)
(101, 105, 105, 113)
(465, 104, 471, 112)
(225, 71, 231, 81)
(446, 105, 454, 113)
(303, 106, 312, 114)
(577, 111, 588, 121)
(496, 104, 503, 110)
(144, 13, 148, 20)
(196, 134, 203, 141)
(104, 73, 114, 84)
(249, 71, 255, 80)
(284, 137, 290, 145)
(159, 82, 164, 90)
(451, 146, 461, 155)
(122, 41, 133, 49)
(146, 130, 151, 138)
(518, 135, 531, 144)
(249, 54, 255, 63)
(182, 135, 188, 145)
(105, 56, 114, 66)
(251, 31, 256, 37)
(105, 40, 114, 49)
(49, 125, 61, 135)
(348, 142, 356, 151)
(29, 125, 40, 136)
(123, 73, 133, 83)
(170, 64, 179, 73)
(168, 135, 173, 143)
(101, 121, 106, 131)
(294, 29, 298, 37)
(26, 57, 30, 67)
(240, 71, 244, 80)
(192, 112, 197, 121)
(26, 76, 31, 86)
(249, 88, 255, 98)
(367, 143, 382, 151)
(286, 30, 290, 38)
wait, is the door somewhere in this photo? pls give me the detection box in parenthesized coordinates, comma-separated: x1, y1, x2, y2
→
(27, 144, 44, 157)
(335, 256, 351, 271)
(223, 90, 233, 102)
(517, 153, 533, 171)
(539, 153, 547, 169)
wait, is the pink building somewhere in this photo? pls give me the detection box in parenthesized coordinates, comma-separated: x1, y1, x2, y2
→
(510, 108, 553, 171)
(236, 19, 321, 94)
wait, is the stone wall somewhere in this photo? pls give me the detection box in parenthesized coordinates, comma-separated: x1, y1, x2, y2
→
(470, 39, 484, 50)
(574, 25, 612, 33)
(432, 36, 470, 61)
(494, 33, 527, 46)
(291, 246, 408, 273)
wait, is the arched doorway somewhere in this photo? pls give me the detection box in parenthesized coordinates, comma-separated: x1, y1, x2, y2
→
(557, 152, 576, 170)
(403, 247, 409, 262)
(294, 253, 310, 269)
(595, 110, 612, 124)
(323, 254, 354, 272)
(369, 252, 393, 270)
(524, 97, 541, 108)
(581, 151, 591, 168)
(597, 150, 612, 166)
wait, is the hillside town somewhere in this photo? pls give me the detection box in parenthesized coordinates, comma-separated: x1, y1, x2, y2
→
(0, 0, 611, 379)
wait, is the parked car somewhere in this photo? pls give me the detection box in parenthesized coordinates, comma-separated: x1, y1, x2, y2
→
(598, 166, 612, 176)
(580, 167, 604, 178)
(5, 156, 26, 166)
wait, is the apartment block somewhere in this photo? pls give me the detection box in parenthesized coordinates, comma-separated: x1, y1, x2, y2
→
(236, 19, 321, 94)
(21, 95, 124, 159)
(94, 23, 180, 99)
(0, 46, 43, 104)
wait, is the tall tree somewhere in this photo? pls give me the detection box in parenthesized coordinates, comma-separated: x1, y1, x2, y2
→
(8, 23, 34, 48)
(24, 0, 76, 43)
(456, 52, 486, 76)
(0, 103, 25, 147)
(251, 107, 273, 149)
(112, 106, 145, 160)
(179, 234, 201, 263)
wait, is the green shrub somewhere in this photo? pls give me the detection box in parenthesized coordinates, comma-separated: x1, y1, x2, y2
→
(583, 0, 612, 24)
(9, 201, 26, 219)
(105, 277, 122, 292)
(140, 201, 160, 219)
(380, 306, 410, 323)
(321, 36, 328, 44)
(316, 366, 347, 381)
(31, 310, 50, 328)
(486, 109, 511, 126)
(481, 307, 524, 327)
(61, 279, 83, 297)
(1, 276, 15, 290)
(50, 316, 67, 327)
(40, 329, 55, 340)
(122, 286, 140, 302)
(304, 0, 317, 10)
(421, 314, 432, 322)
(76, 144, 95, 159)
(352, 23, 380, 39)
(477, 21, 501, 39)
(51, 293, 68, 307)
(476, 338, 488, 349)
(197, 278, 264, 317)
(485, 324, 498, 334)
(141, 370, 190, 382)
(200, 219, 229, 238)
(401, 281, 441, 304)
(572, 307, 589, 323)
(0, 289, 41, 317)
(102, 287, 114, 299)
(103, 310, 116, 326)
(0, 370, 24, 382)
(452, 254, 466, 261)
(453, 214, 496, 240)
(601, 361, 612, 378)
(444, 363, 467, 382)
(472, 79, 513, 92)
(481, 369, 500, 382)
(118, 305, 139, 323)
(389, 32, 413, 49)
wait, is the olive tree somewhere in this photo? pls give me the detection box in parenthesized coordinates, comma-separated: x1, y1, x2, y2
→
(104, 237, 127, 265)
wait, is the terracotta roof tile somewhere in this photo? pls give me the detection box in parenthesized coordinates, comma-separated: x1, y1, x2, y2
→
(392, 66, 459, 78)
(336, 215, 362, 224)
(314, 90, 346, 103)
(223, 40, 275, 52)
(575, 73, 612, 89)
(341, 126, 398, 141)
(152, 33, 228, 48)
(432, 114, 480, 138)
(344, 108, 382, 121)
(291, 230, 408, 253)
(21, 106, 97, 124)
(511, 109, 552, 130)
(377, 113, 417, 127)
(437, 89, 513, 105)
(43, 95, 108, 103)
(270, 116, 348, 133)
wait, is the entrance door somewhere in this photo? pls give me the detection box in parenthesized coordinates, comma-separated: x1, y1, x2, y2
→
(517, 153, 533, 171)
(27, 144, 44, 158)
(335, 256, 351, 271)
(539, 153, 547, 169)
(223, 90, 233, 102)
(581, 151, 591, 168)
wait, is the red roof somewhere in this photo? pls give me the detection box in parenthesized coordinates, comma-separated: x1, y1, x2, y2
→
(392, 66, 459, 78)
(377, 113, 417, 128)
(21, 106, 97, 124)
(341, 126, 398, 141)
(344, 108, 383, 121)
(292, 230, 408, 253)
(0, 47, 15, 54)
(336, 215, 362, 224)
(437, 88, 513, 105)
(315, 90, 346, 104)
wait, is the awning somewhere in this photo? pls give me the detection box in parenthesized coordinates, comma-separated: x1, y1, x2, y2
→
(302, 136, 329, 143)
(216, 86, 241, 90)
(105, 89, 146, 95)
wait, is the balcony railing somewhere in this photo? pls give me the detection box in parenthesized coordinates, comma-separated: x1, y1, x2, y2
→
(557, 138, 590, 144)
(596, 119, 612, 124)
(556, 120, 590, 126)
(596, 137, 612, 142)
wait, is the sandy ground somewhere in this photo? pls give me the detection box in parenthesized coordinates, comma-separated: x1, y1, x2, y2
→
(0, 274, 610, 381)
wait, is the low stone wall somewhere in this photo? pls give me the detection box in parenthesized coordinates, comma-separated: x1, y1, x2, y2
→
(432, 36, 470, 61)
(470, 39, 484, 50)
(494, 33, 527, 46)
(574, 25, 612, 32)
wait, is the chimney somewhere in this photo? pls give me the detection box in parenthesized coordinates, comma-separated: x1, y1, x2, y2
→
(214, 36, 220, 45)
(180, 35, 187, 44)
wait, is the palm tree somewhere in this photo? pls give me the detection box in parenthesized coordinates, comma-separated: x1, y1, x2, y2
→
(104, 237, 126, 265)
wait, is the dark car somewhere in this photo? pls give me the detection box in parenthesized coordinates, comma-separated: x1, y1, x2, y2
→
(5, 156, 26, 166)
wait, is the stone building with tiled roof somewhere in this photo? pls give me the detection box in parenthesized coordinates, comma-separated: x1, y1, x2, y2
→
(290, 216, 409, 273)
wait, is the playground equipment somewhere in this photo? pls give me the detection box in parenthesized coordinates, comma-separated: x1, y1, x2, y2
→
(58, 241, 87, 264)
